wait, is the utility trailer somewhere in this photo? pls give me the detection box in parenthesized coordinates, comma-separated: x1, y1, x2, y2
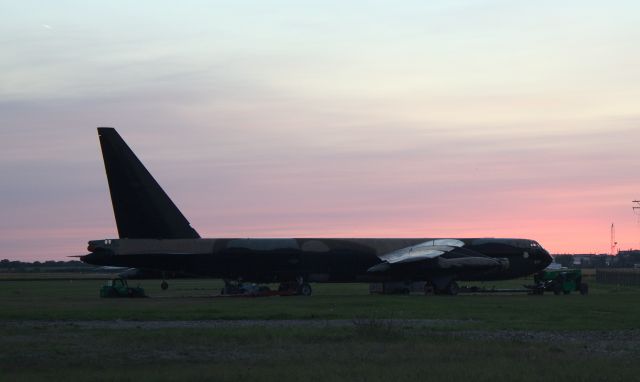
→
(369, 281, 529, 296)
(216, 282, 305, 297)
(370, 269, 589, 296)
(369, 281, 427, 295)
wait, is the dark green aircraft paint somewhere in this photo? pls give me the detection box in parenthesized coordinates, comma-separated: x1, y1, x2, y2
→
(82, 128, 552, 293)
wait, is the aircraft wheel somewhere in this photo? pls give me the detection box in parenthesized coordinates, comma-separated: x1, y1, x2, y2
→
(424, 282, 435, 296)
(445, 281, 459, 296)
(298, 283, 312, 296)
(579, 283, 589, 295)
(161, 281, 169, 290)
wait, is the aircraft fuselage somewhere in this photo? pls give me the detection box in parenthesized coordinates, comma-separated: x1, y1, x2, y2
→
(83, 237, 552, 283)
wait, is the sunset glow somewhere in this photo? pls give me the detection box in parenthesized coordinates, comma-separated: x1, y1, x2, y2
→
(2, 1, 640, 260)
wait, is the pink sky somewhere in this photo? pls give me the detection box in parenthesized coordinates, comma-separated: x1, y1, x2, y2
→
(2, 2, 640, 260)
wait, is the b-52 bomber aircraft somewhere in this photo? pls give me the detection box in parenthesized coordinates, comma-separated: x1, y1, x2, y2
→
(81, 128, 552, 296)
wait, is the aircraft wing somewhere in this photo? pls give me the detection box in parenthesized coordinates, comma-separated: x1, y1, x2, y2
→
(368, 239, 505, 272)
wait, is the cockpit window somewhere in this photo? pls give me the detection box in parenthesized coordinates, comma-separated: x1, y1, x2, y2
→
(511, 240, 529, 248)
(513, 240, 539, 248)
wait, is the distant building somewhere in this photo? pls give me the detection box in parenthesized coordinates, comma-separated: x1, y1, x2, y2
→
(616, 250, 640, 268)
(550, 250, 640, 268)
(552, 254, 614, 268)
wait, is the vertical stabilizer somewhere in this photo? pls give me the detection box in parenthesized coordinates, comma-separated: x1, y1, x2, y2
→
(98, 127, 200, 239)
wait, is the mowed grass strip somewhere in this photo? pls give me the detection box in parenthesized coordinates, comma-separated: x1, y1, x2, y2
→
(0, 325, 637, 382)
(0, 279, 639, 330)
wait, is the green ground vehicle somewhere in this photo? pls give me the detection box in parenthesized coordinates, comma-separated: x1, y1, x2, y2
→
(532, 269, 588, 295)
(100, 278, 147, 298)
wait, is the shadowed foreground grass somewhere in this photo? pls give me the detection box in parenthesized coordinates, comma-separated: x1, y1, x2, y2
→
(0, 278, 638, 381)
(1, 324, 638, 382)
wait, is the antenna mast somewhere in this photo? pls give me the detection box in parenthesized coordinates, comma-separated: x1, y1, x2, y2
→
(610, 223, 617, 256)
(634, 200, 640, 247)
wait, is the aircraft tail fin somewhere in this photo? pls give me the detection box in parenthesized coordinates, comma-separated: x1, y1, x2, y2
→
(97, 127, 200, 239)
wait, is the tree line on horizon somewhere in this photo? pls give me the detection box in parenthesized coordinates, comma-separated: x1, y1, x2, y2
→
(0, 259, 95, 272)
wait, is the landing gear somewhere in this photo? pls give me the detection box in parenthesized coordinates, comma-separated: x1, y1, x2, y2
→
(160, 272, 169, 290)
(298, 283, 313, 296)
(221, 280, 242, 295)
(279, 280, 313, 296)
(579, 283, 589, 295)
(216, 279, 311, 297)
(444, 281, 459, 296)
(423, 282, 435, 296)
(531, 286, 545, 295)
(277, 278, 313, 296)
(431, 277, 459, 296)
(553, 278, 563, 295)
(293, 276, 312, 296)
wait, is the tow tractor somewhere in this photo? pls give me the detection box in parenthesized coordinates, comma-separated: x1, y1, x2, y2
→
(100, 278, 147, 298)
(527, 269, 589, 295)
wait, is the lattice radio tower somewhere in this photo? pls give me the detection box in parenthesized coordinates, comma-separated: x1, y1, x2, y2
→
(633, 200, 640, 248)
(610, 223, 617, 256)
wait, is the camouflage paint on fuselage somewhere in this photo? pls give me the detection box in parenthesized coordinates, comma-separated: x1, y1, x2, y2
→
(84, 237, 552, 283)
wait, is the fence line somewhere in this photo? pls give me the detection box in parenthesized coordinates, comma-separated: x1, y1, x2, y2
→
(595, 269, 640, 286)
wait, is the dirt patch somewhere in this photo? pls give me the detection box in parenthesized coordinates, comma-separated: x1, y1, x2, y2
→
(454, 329, 640, 356)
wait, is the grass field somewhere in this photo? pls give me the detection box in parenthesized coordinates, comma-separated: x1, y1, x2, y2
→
(1, 277, 638, 381)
